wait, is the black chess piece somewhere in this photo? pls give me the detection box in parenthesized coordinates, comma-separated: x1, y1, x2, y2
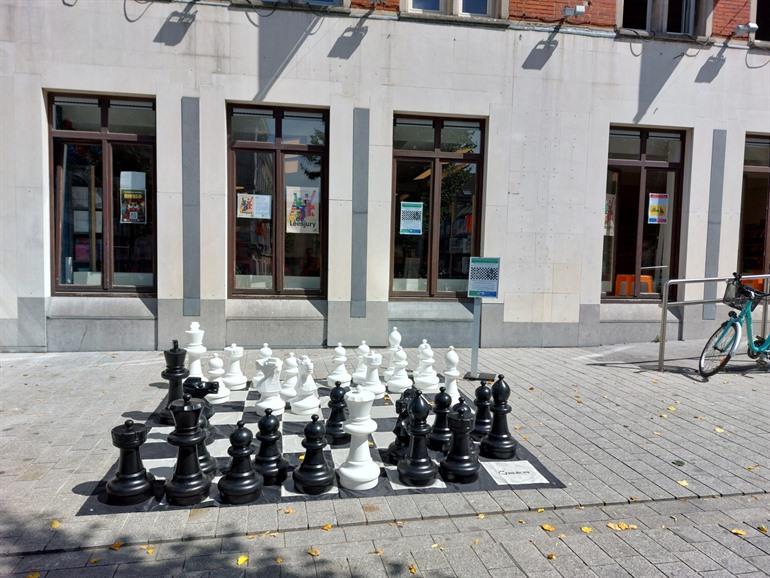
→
(253, 408, 289, 486)
(325, 381, 350, 446)
(292, 415, 335, 495)
(105, 419, 155, 505)
(428, 386, 453, 452)
(480, 375, 517, 460)
(385, 387, 417, 465)
(165, 394, 210, 506)
(439, 398, 480, 484)
(196, 413, 218, 480)
(470, 380, 493, 441)
(183, 377, 218, 421)
(218, 420, 263, 504)
(397, 390, 438, 487)
(160, 340, 189, 426)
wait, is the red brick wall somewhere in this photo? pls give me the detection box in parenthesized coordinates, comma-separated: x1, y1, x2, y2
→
(351, 0, 399, 11)
(509, 0, 615, 27)
(712, 0, 751, 37)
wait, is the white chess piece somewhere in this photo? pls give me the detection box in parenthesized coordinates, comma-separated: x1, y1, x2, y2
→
(290, 356, 321, 416)
(253, 343, 272, 391)
(383, 326, 402, 382)
(387, 346, 412, 394)
(351, 340, 369, 384)
(443, 346, 461, 407)
(206, 353, 230, 403)
(185, 322, 206, 380)
(337, 385, 380, 490)
(223, 343, 248, 391)
(414, 340, 440, 393)
(327, 343, 352, 387)
(254, 357, 284, 416)
(281, 352, 299, 404)
(362, 352, 386, 399)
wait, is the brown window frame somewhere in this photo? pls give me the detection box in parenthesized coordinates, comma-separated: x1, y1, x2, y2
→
(227, 104, 329, 298)
(603, 127, 685, 301)
(47, 92, 157, 297)
(390, 115, 485, 300)
(738, 135, 770, 278)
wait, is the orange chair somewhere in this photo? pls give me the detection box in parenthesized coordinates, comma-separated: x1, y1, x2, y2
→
(615, 274, 654, 296)
(743, 278, 766, 292)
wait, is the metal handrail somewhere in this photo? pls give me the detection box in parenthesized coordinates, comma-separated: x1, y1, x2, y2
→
(657, 273, 770, 371)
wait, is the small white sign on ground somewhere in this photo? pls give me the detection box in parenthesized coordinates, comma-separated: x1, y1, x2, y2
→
(481, 460, 549, 486)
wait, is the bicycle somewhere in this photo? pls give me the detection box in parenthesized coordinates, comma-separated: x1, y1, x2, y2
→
(698, 273, 770, 377)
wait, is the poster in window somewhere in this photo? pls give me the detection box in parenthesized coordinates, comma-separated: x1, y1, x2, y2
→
(238, 193, 272, 219)
(119, 171, 147, 224)
(399, 201, 423, 235)
(647, 193, 668, 224)
(286, 186, 319, 234)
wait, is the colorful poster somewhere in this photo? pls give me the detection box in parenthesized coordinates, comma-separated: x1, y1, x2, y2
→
(648, 193, 668, 224)
(237, 194, 272, 219)
(468, 256, 500, 299)
(119, 189, 146, 224)
(286, 186, 319, 234)
(399, 201, 423, 235)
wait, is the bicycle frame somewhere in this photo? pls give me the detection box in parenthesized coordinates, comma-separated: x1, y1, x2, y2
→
(730, 300, 770, 355)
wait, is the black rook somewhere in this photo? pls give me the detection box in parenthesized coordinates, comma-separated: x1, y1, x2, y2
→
(439, 398, 480, 484)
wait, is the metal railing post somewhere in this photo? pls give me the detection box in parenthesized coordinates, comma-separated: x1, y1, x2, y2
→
(763, 277, 769, 338)
(658, 279, 670, 372)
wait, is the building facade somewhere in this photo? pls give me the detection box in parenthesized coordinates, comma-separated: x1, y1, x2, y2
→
(1, 0, 769, 351)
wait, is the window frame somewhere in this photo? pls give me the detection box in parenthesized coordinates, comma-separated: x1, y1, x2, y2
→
(603, 126, 685, 301)
(616, 0, 713, 38)
(47, 92, 157, 297)
(390, 115, 485, 300)
(737, 135, 770, 276)
(402, 0, 501, 19)
(227, 104, 329, 299)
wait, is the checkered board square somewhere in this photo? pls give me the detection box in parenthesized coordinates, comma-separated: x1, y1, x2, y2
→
(78, 381, 562, 515)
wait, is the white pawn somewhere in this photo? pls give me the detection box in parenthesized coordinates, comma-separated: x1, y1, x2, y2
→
(290, 356, 321, 416)
(383, 326, 402, 382)
(443, 346, 461, 407)
(352, 340, 369, 384)
(223, 343, 248, 391)
(254, 357, 284, 416)
(414, 340, 440, 393)
(206, 353, 230, 404)
(185, 322, 206, 380)
(387, 346, 412, 394)
(362, 352, 386, 399)
(281, 352, 299, 404)
(253, 343, 272, 391)
(327, 343, 352, 387)
(337, 385, 380, 491)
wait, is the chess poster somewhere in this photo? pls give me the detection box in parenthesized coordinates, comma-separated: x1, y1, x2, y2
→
(399, 201, 423, 235)
(286, 186, 319, 234)
(468, 256, 500, 298)
(119, 171, 147, 225)
(648, 192, 668, 224)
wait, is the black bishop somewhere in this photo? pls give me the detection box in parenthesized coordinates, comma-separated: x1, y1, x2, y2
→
(480, 375, 517, 460)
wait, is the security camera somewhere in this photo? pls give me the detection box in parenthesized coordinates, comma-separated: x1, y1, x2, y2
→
(562, 4, 586, 17)
(734, 22, 759, 35)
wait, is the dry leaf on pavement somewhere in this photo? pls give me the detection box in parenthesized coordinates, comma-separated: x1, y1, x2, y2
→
(49, 519, 61, 530)
(321, 523, 333, 531)
(677, 480, 689, 487)
(408, 564, 418, 574)
(714, 427, 725, 433)
(757, 525, 768, 534)
(541, 524, 556, 532)
(236, 555, 249, 566)
(275, 556, 284, 564)
(731, 529, 747, 537)
(581, 526, 593, 534)
(546, 553, 556, 560)
(307, 547, 321, 557)
(109, 540, 124, 551)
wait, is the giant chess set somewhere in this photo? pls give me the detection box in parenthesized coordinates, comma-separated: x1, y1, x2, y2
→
(83, 325, 561, 512)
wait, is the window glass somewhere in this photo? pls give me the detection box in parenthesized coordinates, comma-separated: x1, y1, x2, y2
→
(284, 154, 322, 290)
(461, 0, 487, 15)
(231, 109, 276, 143)
(666, 0, 693, 33)
(745, 138, 770, 167)
(641, 170, 676, 294)
(411, 0, 441, 10)
(757, 0, 770, 41)
(108, 100, 155, 135)
(622, 0, 649, 29)
(282, 112, 325, 146)
(608, 129, 641, 160)
(438, 163, 476, 292)
(112, 144, 154, 287)
(234, 151, 275, 290)
(646, 132, 682, 162)
(53, 96, 101, 132)
(739, 174, 770, 275)
(56, 142, 103, 286)
(440, 121, 481, 153)
(394, 118, 435, 151)
(602, 167, 641, 296)
(393, 160, 432, 292)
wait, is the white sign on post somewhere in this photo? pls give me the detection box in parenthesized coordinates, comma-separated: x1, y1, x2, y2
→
(468, 257, 500, 299)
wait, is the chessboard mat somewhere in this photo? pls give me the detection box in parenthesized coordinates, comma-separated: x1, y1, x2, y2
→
(77, 381, 563, 516)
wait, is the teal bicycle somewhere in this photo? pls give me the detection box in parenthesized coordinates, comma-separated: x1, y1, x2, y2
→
(698, 273, 770, 377)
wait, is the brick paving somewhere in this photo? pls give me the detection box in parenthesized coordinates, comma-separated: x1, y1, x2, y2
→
(0, 340, 768, 576)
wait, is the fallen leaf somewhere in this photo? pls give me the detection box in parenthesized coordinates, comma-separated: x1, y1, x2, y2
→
(617, 522, 630, 530)
(746, 464, 759, 471)
(408, 564, 418, 574)
(629, 496, 639, 502)
(321, 523, 333, 532)
(88, 558, 101, 565)
(472, 538, 481, 545)
(373, 548, 384, 556)
(667, 405, 677, 412)
(541, 524, 556, 532)
(714, 427, 725, 433)
(654, 431, 663, 436)
(368, 440, 375, 447)
(581, 526, 593, 534)
(275, 556, 284, 564)
(536, 508, 545, 513)
(246, 533, 258, 540)
(307, 547, 321, 557)
(25, 573, 41, 578)
(109, 540, 124, 551)
(237, 554, 249, 566)
(758, 525, 768, 534)
(628, 524, 638, 530)
(517, 519, 526, 524)
(145, 547, 155, 556)
(528, 386, 535, 391)
(390, 520, 405, 527)
(677, 480, 689, 487)
(731, 528, 747, 537)
(50, 519, 61, 529)
(514, 425, 522, 431)
(659, 414, 668, 419)
(298, 454, 305, 462)
(522, 435, 529, 441)
(283, 507, 295, 515)
(477, 513, 486, 519)
(607, 522, 621, 531)
(259, 530, 280, 538)
(557, 533, 566, 539)
(546, 553, 556, 560)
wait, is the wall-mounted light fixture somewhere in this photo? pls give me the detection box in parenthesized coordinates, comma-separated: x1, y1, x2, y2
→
(562, 3, 586, 18)
(734, 22, 759, 36)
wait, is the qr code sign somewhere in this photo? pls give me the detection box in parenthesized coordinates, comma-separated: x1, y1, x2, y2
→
(401, 209, 421, 221)
(470, 266, 499, 281)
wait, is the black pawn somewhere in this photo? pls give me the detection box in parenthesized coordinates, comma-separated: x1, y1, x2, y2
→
(253, 408, 289, 486)
(428, 386, 453, 452)
(397, 390, 438, 487)
(105, 419, 155, 505)
(385, 388, 417, 465)
(480, 375, 517, 460)
(325, 381, 350, 446)
(440, 398, 480, 484)
(218, 421, 263, 504)
(292, 415, 335, 495)
(197, 413, 218, 480)
(471, 380, 493, 441)
(183, 377, 218, 421)
(160, 340, 189, 426)
(165, 394, 210, 506)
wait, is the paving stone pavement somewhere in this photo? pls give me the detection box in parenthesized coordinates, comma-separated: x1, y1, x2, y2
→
(0, 340, 769, 577)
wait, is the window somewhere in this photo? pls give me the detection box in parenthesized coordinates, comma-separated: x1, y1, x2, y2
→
(50, 94, 156, 294)
(228, 106, 327, 296)
(602, 128, 684, 299)
(404, 0, 498, 18)
(738, 137, 770, 287)
(619, 0, 710, 36)
(622, 0, 651, 30)
(666, 0, 696, 34)
(391, 117, 483, 298)
(756, 0, 770, 42)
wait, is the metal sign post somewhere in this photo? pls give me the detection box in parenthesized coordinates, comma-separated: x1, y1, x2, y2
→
(464, 257, 500, 381)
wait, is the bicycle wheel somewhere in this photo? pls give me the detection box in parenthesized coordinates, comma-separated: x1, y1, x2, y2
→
(699, 323, 739, 377)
